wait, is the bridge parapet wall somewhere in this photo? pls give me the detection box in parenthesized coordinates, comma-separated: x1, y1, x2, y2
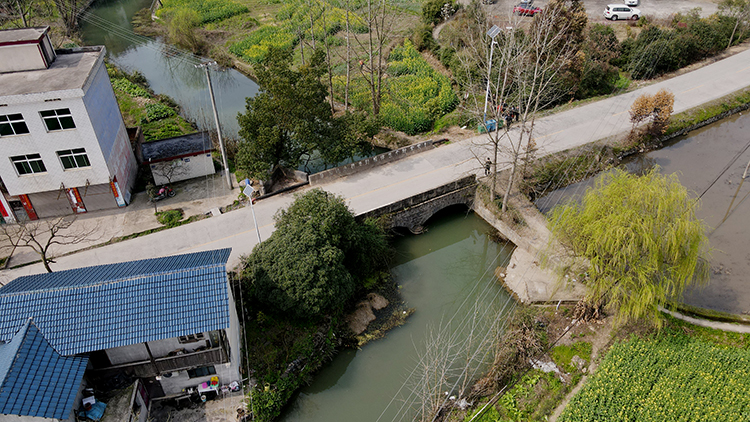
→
(357, 175, 477, 233)
(310, 140, 435, 186)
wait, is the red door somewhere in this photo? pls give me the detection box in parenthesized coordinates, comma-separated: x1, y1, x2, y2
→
(18, 195, 38, 220)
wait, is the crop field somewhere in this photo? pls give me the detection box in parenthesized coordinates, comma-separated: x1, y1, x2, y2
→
(341, 40, 458, 135)
(157, 0, 249, 24)
(229, 0, 366, 63)
(559, 328, 750, 421)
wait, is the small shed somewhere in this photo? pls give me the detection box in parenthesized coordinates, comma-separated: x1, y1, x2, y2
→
(141, 132, 215, 185)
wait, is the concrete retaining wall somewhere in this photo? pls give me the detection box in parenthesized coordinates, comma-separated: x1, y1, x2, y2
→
(309, 140, 434, 185)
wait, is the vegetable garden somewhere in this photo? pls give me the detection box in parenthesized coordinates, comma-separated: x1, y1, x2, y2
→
(341, 40, 458, 135)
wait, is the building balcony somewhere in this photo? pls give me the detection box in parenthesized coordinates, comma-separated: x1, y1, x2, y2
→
(93, 346, 229, 379)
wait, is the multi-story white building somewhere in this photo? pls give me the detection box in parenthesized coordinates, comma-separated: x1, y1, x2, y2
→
(0, 27, 137, 222)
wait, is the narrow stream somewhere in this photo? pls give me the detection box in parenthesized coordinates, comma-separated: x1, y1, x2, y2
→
(536, 113, 750, 314)
(80, 0, 260, 139)
(282, 209, 515, 421)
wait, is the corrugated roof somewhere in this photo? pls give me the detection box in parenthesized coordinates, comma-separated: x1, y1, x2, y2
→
(141, 131, 214, 162)
(0, 320, 88, 420)
(0, 249, 232, 356)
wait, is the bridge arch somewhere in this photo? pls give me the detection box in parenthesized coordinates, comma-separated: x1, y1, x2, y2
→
(357, 176, 477, 234)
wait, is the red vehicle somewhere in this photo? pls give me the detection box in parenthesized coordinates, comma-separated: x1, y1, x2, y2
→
(514, 1, 542, 16)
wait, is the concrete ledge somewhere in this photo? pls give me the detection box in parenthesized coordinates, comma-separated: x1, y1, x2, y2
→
(309, 140, 435, 186)
(500, 248, 586, 304)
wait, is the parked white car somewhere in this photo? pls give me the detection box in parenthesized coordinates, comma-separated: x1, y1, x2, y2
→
(604, 4, 641, 20)
(625, 0, 638, 6)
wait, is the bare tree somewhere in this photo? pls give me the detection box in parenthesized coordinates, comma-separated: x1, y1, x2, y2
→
(464, 0, 583, 211)
(353, 0, 397, 116)
(0, 0, 33, 27)
(0, 216, 99, 273)
(54, 0, 88, 36)
(151, 160, 191, 186)
(719, 0, 750, 49)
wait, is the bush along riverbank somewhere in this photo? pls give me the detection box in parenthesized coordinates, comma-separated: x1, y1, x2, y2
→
(231, 189, 399, 421)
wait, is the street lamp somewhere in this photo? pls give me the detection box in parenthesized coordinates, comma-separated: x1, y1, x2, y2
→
(483, 25, 502, 123)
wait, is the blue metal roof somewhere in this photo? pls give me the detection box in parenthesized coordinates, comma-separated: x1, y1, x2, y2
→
(0, 319, 88, 420)
(0, 249, 232, 356)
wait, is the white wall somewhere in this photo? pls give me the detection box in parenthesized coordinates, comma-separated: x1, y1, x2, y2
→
(0, 96, 111, 196)
(0, 44, 46, 73)
(150, 153, 215, 186)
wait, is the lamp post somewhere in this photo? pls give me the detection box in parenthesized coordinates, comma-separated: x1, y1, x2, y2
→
(483, 25, 502, 123)
(196, 61, 233, 190)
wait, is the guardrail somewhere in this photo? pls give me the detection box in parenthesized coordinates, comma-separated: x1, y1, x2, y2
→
(309, 140, 435, 186)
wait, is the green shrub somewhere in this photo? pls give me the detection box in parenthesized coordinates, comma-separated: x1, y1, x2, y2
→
(155, 209, 184, 227)
(111, 78, 152, 98)
(143, 102, 177, 123)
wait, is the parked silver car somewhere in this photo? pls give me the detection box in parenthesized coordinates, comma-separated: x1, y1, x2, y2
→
(604, 4, 641, 20)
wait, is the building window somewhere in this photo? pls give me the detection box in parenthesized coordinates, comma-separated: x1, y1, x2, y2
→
(178, 333, 205, 344)
(57, 148, 90, 170)
(11, 154, 46, 175)
(40, 108, 75, 131)
(0, 114, 30, 136)
(187, 365, 216, 379)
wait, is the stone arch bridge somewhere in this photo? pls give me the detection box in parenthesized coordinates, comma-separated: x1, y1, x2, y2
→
(356, 175, 477, 234)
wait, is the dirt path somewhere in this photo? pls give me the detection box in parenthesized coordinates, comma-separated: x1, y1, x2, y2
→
(549, 317, 615, 421)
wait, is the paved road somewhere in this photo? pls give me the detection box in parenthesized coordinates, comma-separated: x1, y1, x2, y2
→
(2, 46, 750, 283)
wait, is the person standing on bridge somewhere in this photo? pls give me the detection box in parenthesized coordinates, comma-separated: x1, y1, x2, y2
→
(485, 157, 492, 176)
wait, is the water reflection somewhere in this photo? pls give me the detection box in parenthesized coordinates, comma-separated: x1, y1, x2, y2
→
(80, 0, 260, 138)
(536, 113, 750, 314)
(281, 211, 515, 422)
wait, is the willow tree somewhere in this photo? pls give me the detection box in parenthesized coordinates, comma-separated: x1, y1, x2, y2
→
(548, 168, 711, 327)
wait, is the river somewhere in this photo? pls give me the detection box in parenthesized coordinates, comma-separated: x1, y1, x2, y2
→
(536, 113, 750, 315)
(80, 0, 260, 139)
(282, 209, 515, 422)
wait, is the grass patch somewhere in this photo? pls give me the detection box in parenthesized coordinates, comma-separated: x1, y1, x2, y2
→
(157, 0, 249, 24)
(559, 317, 750, 421)
(155, 209, 184, 227)
(665, 86, 750, 136)
(551, 342, 592, 373)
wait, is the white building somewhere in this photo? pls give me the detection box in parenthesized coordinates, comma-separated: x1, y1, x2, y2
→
(0, 27, 137, 222)
(141, 131, 216, 186)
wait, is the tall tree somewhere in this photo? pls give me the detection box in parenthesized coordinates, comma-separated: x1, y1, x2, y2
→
(548, 168, 711, 327)
(54, 0, 87, 36)
(236, 47, 332, 180)
(462, 0, 581, 211)
(354, 0, 397, 115)
(241, 189, 389, 319)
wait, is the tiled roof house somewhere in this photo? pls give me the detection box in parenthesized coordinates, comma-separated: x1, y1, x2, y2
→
(0, 248, 241, 421)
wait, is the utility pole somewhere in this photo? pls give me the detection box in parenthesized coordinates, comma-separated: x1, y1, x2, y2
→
(197, 61, 232, 189)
